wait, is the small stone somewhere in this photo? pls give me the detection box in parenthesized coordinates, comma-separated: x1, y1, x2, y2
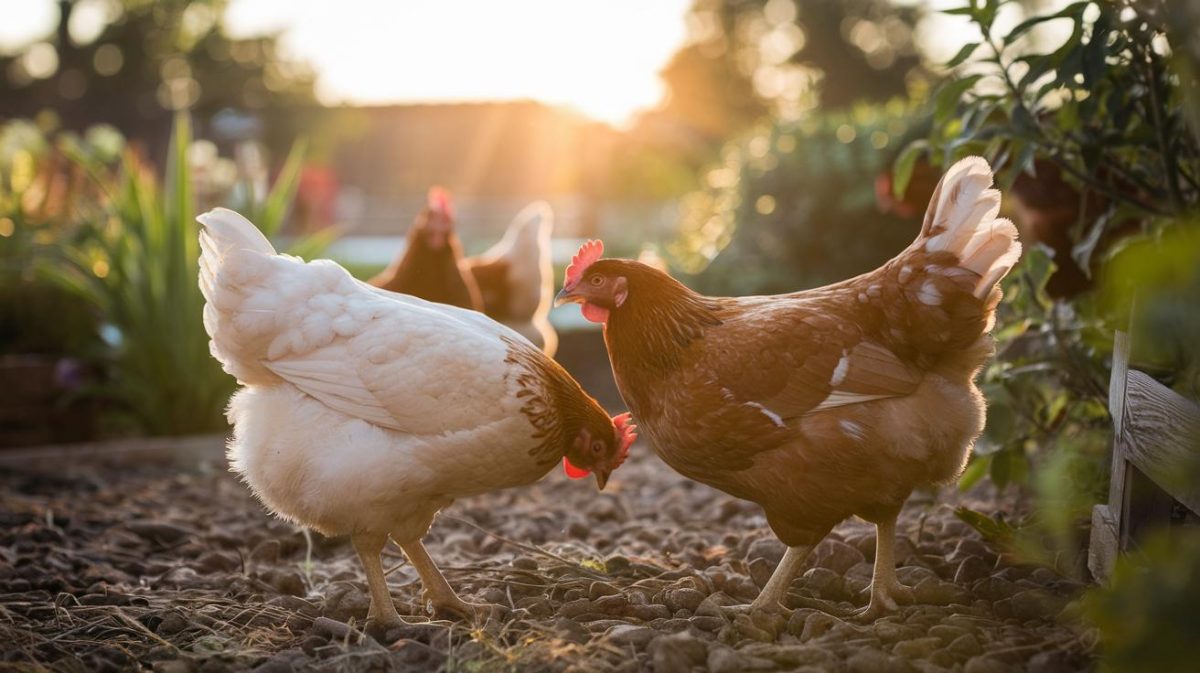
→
(1028, 651, 1073, 673)
(801, 566, 844, 600)
(511, 556, 539, 571)
(587, 581, 620, 600)
(913, 577, 970, 606)
(126, 521, 192, 544)
(559, 598, 592, 618)
(649, 632, 707, 673)
(514, 596, 553, 618)
(769, 645, 837, 668)
(251, 652, 299, 673)
(152, 661, 193, 673)
(874, 619, 923, 643)
(707, 646, 744, 673)
(895, 565, 937, 586)
(606, 624, 657, 647)
(310, 616, 352, 640)
(948, 633, 982, 657)
(747, 557, 774, 588)
(892, 636, 942, 659)
(972, 577, 1019, 601)
(964, 656, 1010, 673)
(665, 587, 705, 613)
(592, 595, 629, 614)
(195, 551, 239, 574)
(813, 539, 866, 574)
(848, 649, 913, 673)
(691, 615, 726, 631)
(800, 611, 842, 642)
(927, 624, 969, 645)
(248, 539, 281, 564)
(954, 557, 992, 584)
(638, 604, 673, 621)
(747, 537, 786, 565)
(1008, 589, 1068, 621)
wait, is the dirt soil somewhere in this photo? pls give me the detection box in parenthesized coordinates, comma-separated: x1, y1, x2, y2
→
(1, 437, 1096, 673)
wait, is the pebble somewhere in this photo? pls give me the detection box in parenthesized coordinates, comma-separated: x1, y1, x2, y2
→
(707, 646, 744, 673)
(309, 616, 353, 640)
(926, 624, 969, 644)
(892, 636, 942, 659)
(665, 587, 706, 613)
(813, 539, 866, 574)
(847, 648, 914, 673)
(913, 577, 971, 606)
(690, 615, 726, 631)
(972, 576, 1019, 601)
(964, 656, 1013, 673)
(587, 581, 620, 600)
(511, 556, 539, 571)
(948, 633, 983, 657)
(802, 566, 845, 600)
(1007, 589, 1069, 621)
(605, 624, 657, 647)
(800, 611, 843, 641)
(746, 537, 786, 565)
(954, 556, 993, 584)
(874, 619, 924, 643)
(649, 632, 707, 672)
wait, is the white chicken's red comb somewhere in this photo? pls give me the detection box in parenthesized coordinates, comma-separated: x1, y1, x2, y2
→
(612, 412, 637, 468)
(427, 185, 454, 219)
(564, 239, 603, 288)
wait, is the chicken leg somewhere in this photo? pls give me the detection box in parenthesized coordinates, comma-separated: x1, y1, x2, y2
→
(719, 544, 813, 618)
(852, 515, 914, 620)
(398, 539, 481, 621)
(352, 532, 405, 629)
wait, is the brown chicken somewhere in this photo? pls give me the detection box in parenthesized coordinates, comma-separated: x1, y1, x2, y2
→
(555, 157, 1021, 619)
(370, 186, 483, 311)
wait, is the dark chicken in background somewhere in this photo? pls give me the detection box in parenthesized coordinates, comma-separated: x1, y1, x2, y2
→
(557, 157, 1021, 619)
(370, 186, 483, 311)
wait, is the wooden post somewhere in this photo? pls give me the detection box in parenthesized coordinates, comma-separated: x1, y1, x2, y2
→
(1089, 330, 1200, 581)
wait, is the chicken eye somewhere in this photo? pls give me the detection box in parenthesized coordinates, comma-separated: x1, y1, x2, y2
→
(589, 275, 604, 286)
(591, 440, 604, 454)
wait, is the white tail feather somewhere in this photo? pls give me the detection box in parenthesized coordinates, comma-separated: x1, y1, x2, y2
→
(920, 157, 1022, 299)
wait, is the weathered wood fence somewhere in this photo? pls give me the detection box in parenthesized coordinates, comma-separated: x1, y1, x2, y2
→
(1089, 330, 1200, 580)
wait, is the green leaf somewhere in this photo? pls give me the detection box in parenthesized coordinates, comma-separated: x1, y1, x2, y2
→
(892, 140, 928, 199)
(954, 507, 1017, 545)
(990, 448, 1012, 489)
(1004, 1, 1089, 45)
(958, 455, 992, 491)
(935, 74, 984, 125)
(257, 137, 308, 237)
(945, 42, 981, 68)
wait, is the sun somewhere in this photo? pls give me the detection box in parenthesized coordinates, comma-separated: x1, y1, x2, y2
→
(225, 0, 692, 127)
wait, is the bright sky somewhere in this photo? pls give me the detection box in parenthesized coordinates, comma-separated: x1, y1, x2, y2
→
(0, 0, 693, 126)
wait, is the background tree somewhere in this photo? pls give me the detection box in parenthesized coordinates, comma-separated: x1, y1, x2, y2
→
(0, 0, 316, 155)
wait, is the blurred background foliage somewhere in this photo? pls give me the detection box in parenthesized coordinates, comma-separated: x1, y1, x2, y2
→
(2, 0, 1200, 665)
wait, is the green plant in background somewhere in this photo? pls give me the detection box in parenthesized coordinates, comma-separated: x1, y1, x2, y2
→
(1085, 529, 1200, 673)
(22, 114, 324, 436)
(672, 100, 924, 294)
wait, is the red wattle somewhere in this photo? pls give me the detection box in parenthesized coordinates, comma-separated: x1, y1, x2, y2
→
(563, 457, 590, 479)
(581, 302, 610, 324)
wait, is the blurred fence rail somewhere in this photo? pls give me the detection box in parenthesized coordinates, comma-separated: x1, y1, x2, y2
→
(1089, 330, 1200, 580)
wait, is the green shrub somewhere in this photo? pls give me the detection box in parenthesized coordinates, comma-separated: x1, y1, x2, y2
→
(672, 101, 924, 295)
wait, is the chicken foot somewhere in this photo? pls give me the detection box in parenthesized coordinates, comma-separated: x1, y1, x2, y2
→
(850, 516, 913, 621)
(399, 539, 484, 622)
(720, 544, 814, 618)
(352, 532, 406, 629)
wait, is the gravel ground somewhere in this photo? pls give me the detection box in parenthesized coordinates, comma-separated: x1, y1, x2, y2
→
(0, 438, 1096, 673)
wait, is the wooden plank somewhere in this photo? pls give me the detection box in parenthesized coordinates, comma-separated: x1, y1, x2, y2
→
(1089, 504, 1119, 581)
(1106, 331, 1131, 528)
(1120, 369, 1200, 514)
(0, 434, 227, 472)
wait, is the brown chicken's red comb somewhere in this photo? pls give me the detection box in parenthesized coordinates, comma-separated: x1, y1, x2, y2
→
(612, 412, 637, 468)
(564, 239, 603, 288)
(427, 186, 454, 219)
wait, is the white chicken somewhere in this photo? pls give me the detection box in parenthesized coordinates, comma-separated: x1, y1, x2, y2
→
(465, 202, 558, 355)
(197, 208, 636, 628)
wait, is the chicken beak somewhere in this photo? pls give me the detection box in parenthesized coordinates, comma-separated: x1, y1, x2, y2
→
(594, 469, 610, 490)
(554, 287, 581, 308)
